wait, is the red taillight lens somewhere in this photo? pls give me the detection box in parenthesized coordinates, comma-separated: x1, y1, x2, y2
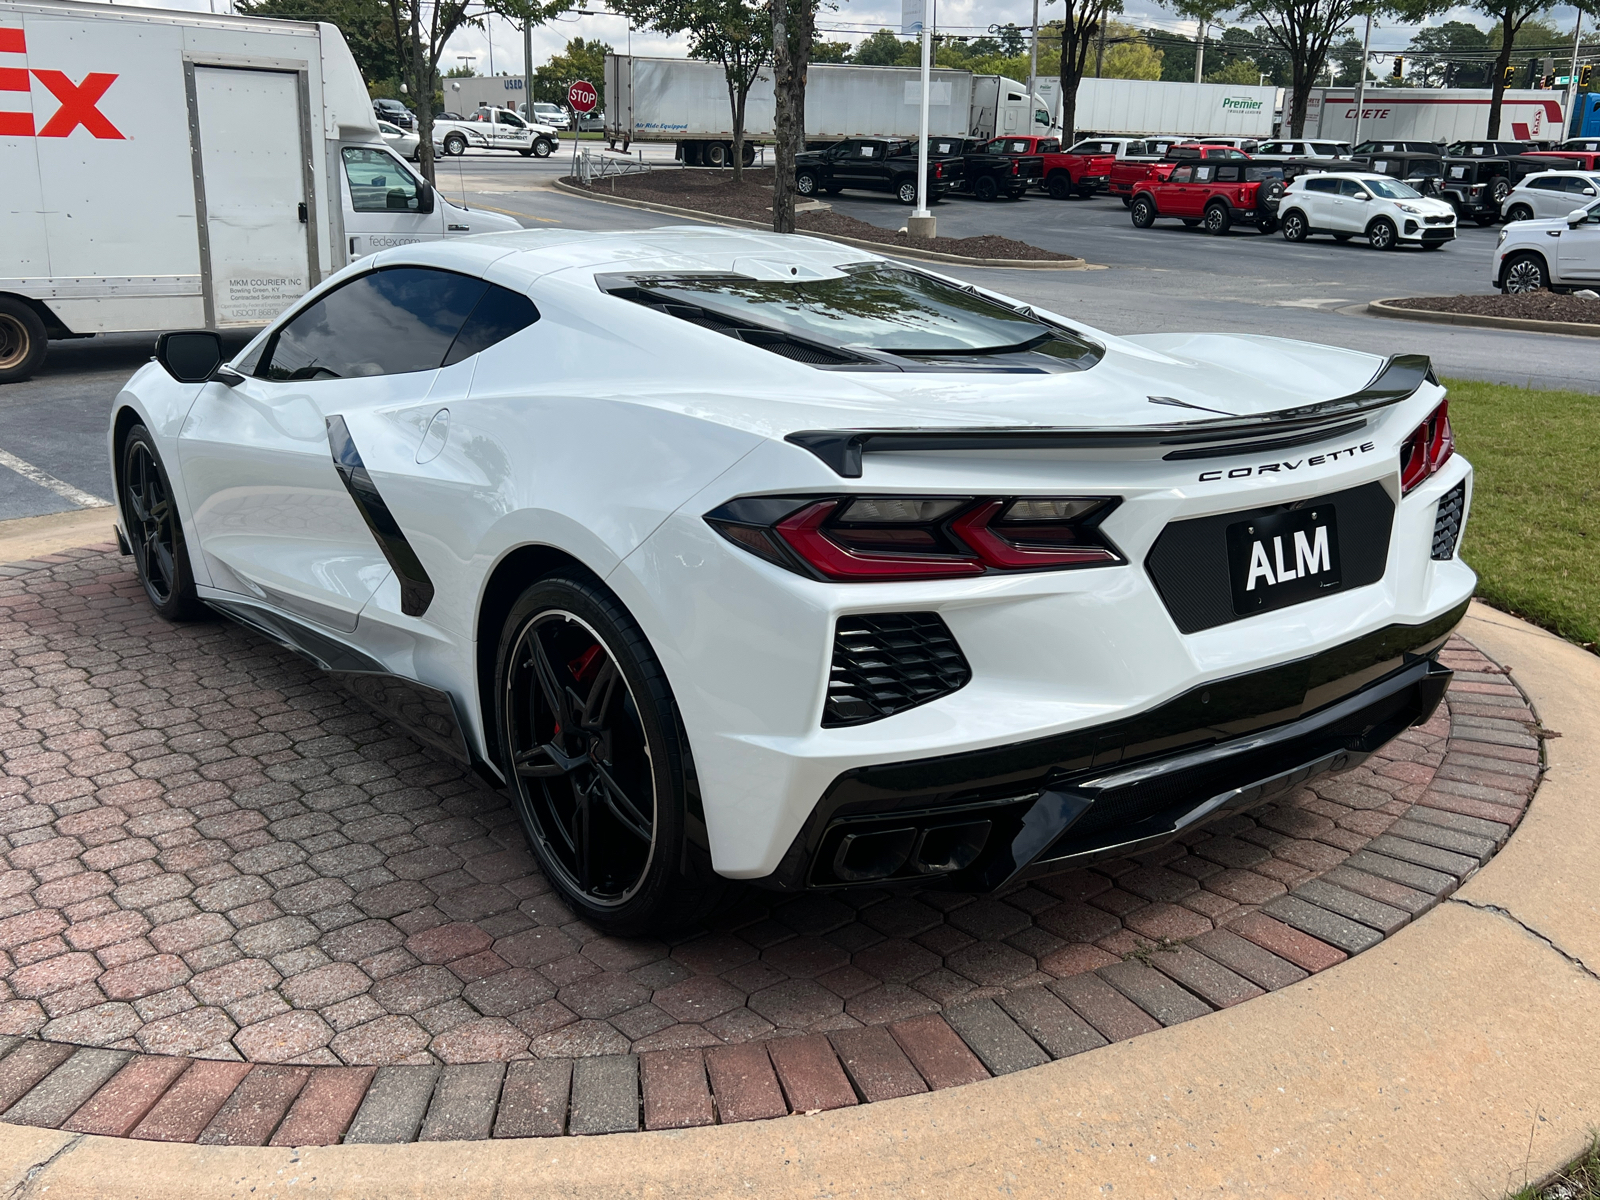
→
(1011, 160, 1020, 174)
(706, 495, 1123, 581)
(1399, 399, 1454, 495)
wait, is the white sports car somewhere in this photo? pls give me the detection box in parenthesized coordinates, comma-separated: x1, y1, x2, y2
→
(110, 228, 1474, 933)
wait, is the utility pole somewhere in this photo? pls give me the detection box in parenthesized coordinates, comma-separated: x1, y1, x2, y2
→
(1029, 0, 1038, 103)
(1194, 19, 1206, 83)
(1352, 12, 1372, 147)
(1095, 5, 1107, 78)
(905, 0, 934, 238)
(523, 19, 533, 117)
(1565, 10, 1584, 140)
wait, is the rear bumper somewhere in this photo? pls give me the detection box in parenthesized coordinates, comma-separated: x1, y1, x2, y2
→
(757, 601, 1465, 893)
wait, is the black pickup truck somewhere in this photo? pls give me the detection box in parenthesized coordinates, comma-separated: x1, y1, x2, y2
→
(955, 138, 1045, 200)
(793, 138, 958, 204)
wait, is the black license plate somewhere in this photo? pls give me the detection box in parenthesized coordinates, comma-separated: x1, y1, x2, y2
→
(1226, 505, 1342, 616)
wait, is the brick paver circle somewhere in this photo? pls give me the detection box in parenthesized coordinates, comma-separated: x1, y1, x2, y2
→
(0, 548, 1542, 1142)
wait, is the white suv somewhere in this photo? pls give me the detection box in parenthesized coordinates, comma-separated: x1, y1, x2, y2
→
(1494, 198, 1600, 291)
(1501, 171, 1600, 222)
(1277, 172, 1457, 250)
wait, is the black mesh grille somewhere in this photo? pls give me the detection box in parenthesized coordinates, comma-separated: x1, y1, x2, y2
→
(1432, 480, 1466, 560)
(824, 613, 972, 727)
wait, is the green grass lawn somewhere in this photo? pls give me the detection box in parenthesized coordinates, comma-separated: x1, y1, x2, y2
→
(1445, 376, 1599, 651)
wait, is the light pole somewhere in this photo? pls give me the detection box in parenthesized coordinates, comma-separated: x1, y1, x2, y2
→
(524, 20, 533, 117)
(1564, 11, 1584, 140)
(904, 0, 935, 238)
(1351, 12, 1372, 147)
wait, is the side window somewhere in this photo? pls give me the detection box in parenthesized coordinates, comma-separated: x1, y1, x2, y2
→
(500, 111, 525, 128)
(1040, 139, 1060, 153)
(1528, 177, 1560, 191)
(343, 147, 426, 214)
(1339, 179, 1366, 196)
(1214, 164, 1239, 182)
(1305, 177, 1336, 193)
(261, 267, 487, 381)
(443, 284, 540, 366)
(1193, 164, 1216, 182)
(1168, 165, 1194, 183)
(858, 143, 879, 158)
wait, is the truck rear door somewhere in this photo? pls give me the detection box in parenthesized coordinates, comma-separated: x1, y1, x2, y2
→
(190, 65, 319, 327)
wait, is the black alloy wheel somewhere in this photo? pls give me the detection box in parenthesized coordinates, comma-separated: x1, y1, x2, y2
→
(1046, 172, 1072, 200)
(974, 175, 999, 201)
(1280, 210, 1309, 241)
(497, 574, 719, 934)
(1203, 203, 1231, 235)
(1368, 218, 1397, 250)
(1130, 195, 1156, 228)
(795, 170, 817, 196)
(120, 425, 204, 620)
(1501, 252, 1548, 293)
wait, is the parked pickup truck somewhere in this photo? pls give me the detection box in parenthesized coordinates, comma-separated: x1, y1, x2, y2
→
(956, 141, 1044, 200)
(1108, 142, 1249, 206)
(793, 138, 957, 203)
(435, 107, 560, 157)
(975, 135, 1114, 199)
(1130, 160, 1287, 235)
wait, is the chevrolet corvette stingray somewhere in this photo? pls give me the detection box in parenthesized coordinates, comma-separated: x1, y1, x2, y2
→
(110, 228, 1474, 932)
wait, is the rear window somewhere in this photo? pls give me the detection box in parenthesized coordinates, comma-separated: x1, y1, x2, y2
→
(1245, 166, 1284, 181)
(987, 140, 1033, 155)
(602, 263, 1102, 360)
(1069, 140, 1116, 154)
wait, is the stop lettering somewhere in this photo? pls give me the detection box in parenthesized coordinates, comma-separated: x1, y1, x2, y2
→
(567, 80, 597, 113)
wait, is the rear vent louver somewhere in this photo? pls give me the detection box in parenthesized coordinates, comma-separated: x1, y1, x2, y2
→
(1431, 480, 1466, 560)
(823, 613, 972, 727)
(611, 289, 866, 366)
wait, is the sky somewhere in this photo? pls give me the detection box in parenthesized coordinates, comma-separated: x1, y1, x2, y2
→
(108, 0, 1593, 85)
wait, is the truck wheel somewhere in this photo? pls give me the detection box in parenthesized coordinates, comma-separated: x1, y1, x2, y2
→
(1280, 209, 1309, 241)
(742, 142, 756, 167)
(444, 132, 466, 156)
(1367, 218, 1397, 250)
(533, 138, 553, 158)
(795, 170, 818, 197)
(1501, 252, 1547, 293)
(974, 176, 998, 201)
(704, 142, 729, 168)
(1046, 172, 1073, 200)
(1130, 196, 1156, 228)
(0, 297, 48, 385)
(1203, 203, 1231, 235)
(896, 178, 917, 205)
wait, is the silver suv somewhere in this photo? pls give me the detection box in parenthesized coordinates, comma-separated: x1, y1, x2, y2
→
(1494, 198, 1600, 291)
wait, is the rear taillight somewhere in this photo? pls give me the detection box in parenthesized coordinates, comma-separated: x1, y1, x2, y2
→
(1011, 160, 1020, 174)
(934, 163, 943, 179)
(1399, 399, 1454, 495)
(706, 495, 1123, 581)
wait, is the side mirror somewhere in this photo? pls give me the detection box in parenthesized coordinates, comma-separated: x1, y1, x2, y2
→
(154, 331, 223, 383)
(1354, 192, 1370, 200)
(1570, 208, 1591, 225)
(416, 185, 435, 215)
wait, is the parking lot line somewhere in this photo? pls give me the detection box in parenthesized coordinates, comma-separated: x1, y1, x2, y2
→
(0, 447, 110, 509)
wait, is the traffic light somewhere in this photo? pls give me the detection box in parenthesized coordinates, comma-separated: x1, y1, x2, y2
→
(1582, 64, 1594, 88)
(1502, 65, 1516, 87)
(1391, 55, 1403, 79)
(1541, 73, 1555, 89)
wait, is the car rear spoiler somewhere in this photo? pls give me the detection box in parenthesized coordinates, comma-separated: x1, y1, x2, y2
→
(784, 354, 1436, 478)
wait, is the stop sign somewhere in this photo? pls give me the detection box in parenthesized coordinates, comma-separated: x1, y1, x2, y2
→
(568, 80, 597, 113)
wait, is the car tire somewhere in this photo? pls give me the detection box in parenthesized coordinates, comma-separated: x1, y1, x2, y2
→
(1255, 216, 1278, 235)
(1490, 178, 1511, 206)
(495, 572, 722, 935)
(444, 132, 466, 156)
(119, 424, 206, 622)
(1505, 204, 1534, 223)
(1473, 213, 1497, 226)
(795, 170, 817, 197)
(974, 176, 999, 201)
(1501, 251, 1548, 293)
(1280, 209, 1309, 241)
(1046, 172, 1073, 200)
(533, 138, 553, 158)
(896, 178, 917, 205)
(0, 296, 49, 385)
(1367, 218, 1397, 250)
(705, 142, 729, 168)
(1130, 195, 1156, 228)
(1203, 203, 1231, 235)
(1181, 218, 1201, 228)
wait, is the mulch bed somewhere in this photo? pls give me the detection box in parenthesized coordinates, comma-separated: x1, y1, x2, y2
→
(1387, 291, 1600, 325)
(561, 167, 1072, 261)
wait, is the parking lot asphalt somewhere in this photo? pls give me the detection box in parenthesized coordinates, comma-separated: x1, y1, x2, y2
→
(1, 147, 1593, 523)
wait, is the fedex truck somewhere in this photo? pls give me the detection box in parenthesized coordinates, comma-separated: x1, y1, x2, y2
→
(604, 54, 1048, 166)
(1303, 88, 1567, 144)
(0, 0, 519, 382)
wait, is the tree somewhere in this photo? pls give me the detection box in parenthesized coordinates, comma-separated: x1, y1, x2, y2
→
(239, 0, 401, 86)
(1206, 57, 1262, 81)
(1092, 20, 1164, 78)
(532, 37, 611, 106)
(996, 22, 1028, 55)
(1328, 33, 1367, 83)
(1234, 0, 1375, 133)
(1057, 0, 1122, 142)
(1406, 20, 1488, 86)
(615, 0, 770, 180)
(851, 28, 917, 65)
(1394, 0, 1545, 136)
(812, 39, 851, 62)
(769, 0, 819, 232)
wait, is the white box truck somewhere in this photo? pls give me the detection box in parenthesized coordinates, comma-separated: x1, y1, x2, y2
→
(0, 0, 520, 382)
(1035, 77, 1278, 139)
(1303, 88, 1566, 145)
(604, 54, 1048, 166)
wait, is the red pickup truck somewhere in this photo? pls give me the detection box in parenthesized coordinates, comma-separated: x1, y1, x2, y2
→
(1130, 160, 1287, 235)
(1109, 143, 1252, 206)
(977, 135, 1117, 199)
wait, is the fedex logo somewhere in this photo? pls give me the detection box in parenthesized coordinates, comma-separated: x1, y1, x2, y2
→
(0, 27, 124, 139)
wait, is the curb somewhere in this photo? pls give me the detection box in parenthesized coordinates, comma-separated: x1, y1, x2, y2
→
(548, 178, 1092, 270)
(0, 545, 1542, 1148)
(1368, 296, 1600, 338)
